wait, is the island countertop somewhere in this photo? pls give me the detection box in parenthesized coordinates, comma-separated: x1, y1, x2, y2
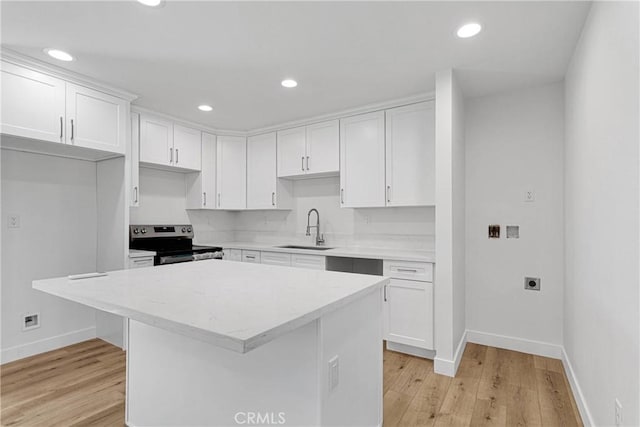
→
(33, 260, 388, 353)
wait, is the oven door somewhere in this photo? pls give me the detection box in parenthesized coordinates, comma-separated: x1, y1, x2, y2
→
(157, 253, 194, 265)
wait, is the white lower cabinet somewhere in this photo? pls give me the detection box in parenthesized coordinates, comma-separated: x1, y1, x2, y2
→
(223, 249, 242, 262)
(382, 260, 434, 350)
(242, 250, 261, 263)
(291, 254, 326, 270)
(260, 251, 292, 266)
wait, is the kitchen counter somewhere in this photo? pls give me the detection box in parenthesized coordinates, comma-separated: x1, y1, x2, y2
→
(202, 241, 435, 263)
(128, 249, 156, 258)
(33, 259, 386, 426)
(33, 259, 387, 353)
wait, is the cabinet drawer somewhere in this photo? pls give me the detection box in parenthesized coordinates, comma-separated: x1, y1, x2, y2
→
(383, 260, 432, 282)
(291, 254, 325, 270)
(261, 251, 292, 266)
(128, 257, 154, 269)
(242, 250, 261, 263)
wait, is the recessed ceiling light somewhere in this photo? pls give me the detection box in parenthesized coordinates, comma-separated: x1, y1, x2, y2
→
(43, 48, 74, 62)
(281, 79, 298, 88)
(198, 105, 213, 112)
(457, 23, 482, 38)
(138, 0, 163, 6)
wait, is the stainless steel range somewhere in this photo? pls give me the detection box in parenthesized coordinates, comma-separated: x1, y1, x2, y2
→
(129, 224, 223, 266)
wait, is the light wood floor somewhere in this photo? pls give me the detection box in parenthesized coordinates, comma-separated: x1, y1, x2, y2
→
(1, 339, 582, 426)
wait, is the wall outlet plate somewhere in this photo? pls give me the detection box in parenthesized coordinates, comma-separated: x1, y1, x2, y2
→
(8, 215, 20, 228)
(328, 356, 339, 391)
(506, 225, 520, 239)
(488, 225, 500, 238)
(22, 313, 40, 331)
(524, 277, 540, 291)
(524, 190, 536, 202)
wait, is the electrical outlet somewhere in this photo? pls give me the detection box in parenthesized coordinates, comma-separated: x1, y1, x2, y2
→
(22, 313, 40, 331)
(8, 215, 20, 228)
(524, 190, 536, 202)
(524, 277, 540, 291)
(615, 399, 622, 426)
(328, 356, 339, 391)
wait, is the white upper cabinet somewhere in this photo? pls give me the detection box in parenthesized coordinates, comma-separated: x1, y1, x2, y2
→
(339, 111, 386, 208)
(186, 132, 216, 209)
(139, 115, 201, 172)
(216, 136, 246, 210)
(1, 61, 66, 143)
(277, 120, 339, 179)
(277, 126, 306, 177)
(247, 132, 277, 209)
(305, 120, 339, 176)
(130, 113, 140, 207)
(173, 125, 202, 171)
(385, 102, 435, 206)
(139, 114, 173, 166)
(66, 83, 127, 155)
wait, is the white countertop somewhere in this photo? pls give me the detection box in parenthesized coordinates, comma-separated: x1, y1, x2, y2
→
(33, 260, 387, 353)
(203, 241, 435, 263)
(128, 249, 156, 258)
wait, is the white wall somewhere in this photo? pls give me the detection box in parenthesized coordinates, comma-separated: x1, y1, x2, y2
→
(465, 82, 564, 350)
(232, 177, 435, 250)
(1, 150, 97, 362)
(434, 69, 466, 376)
(564, 2, 639, 426)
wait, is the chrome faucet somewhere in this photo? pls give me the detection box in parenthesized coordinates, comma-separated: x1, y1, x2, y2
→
(306, 208, 325, 246)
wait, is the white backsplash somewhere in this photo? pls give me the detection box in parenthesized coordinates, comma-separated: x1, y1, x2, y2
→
(132, 171, 434, 251)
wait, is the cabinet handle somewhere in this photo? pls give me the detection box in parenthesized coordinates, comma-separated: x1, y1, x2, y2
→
(397, 268, 418, 273)
(176, 149, 179, 164)
(134, 186, 138, 204)
(218, 193, 221, 207)
(203, 192, 207, 206)
(59, 116, 63, 140)
(301, 156, 305, 171)
(387, 185, 391, 203)
(384, 285, 387, 302)
(306, 156, 310, 171)
(170, 148, 173, 163)
(245, 255, 255, 259)
(272, 192, 275, 206)
(340, 188, 344, 204)
(70, 119, 75, 142)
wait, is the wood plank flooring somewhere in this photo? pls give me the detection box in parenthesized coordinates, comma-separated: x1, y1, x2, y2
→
(1, 339, 582, 426)
(383, 343, 583, 427)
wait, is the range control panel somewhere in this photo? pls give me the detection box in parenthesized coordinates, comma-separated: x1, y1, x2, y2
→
(130, 224, 193, 239)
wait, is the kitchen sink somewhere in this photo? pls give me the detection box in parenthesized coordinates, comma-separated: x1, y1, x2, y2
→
(276, 245, 334, 251)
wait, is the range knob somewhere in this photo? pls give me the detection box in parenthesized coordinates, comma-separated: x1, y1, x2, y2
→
(182, 227, 187, 233)
(187, 227, 192, 232)
(141, 228, 147, 234)
(133, 228, 139, 234)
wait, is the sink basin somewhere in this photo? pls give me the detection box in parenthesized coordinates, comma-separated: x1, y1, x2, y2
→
(276, 245, 334, 251)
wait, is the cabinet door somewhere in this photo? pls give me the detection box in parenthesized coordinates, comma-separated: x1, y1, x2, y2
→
(66, 83, 127, 154)
(384, 278, 433, 350)
(216, 136, 246, 209)
(223, 249, 242, 262)
(1, 61, 65, 143)
(173, 124, 202, 171)
(140, 114, 173, 166)
(130, 113, 140, 207)
(306, 120, 339, 175)
(261, 251, 292, 266)
(339, 111, 386, 207)
(385, 102, 435, 206)
(291, 254, 325, 270)
(277, 126, 306, 177)
(201, 133, 217, 208)
(247, 132, 277, 209)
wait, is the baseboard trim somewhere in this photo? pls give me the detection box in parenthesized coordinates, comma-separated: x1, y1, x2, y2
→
(434, 330, 467, 377)
(386, 341, 436, 359)
(466, 330, 563, 359)
(1, 326, 96, 364)
(562, 347, 595, 427)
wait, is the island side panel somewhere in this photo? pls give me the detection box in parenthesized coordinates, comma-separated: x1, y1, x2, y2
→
(319, 288, 383, 427)
(126, 319, 320, 426)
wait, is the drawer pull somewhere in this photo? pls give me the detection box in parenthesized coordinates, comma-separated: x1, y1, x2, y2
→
(245, 256, 256, 259)
(396, 268, 418, 273)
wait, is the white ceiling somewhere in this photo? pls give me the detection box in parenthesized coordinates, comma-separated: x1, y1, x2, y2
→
(1, 1, 590, 131)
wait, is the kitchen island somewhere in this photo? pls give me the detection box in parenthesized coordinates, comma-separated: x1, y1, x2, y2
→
(33, 260, 388, 427)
